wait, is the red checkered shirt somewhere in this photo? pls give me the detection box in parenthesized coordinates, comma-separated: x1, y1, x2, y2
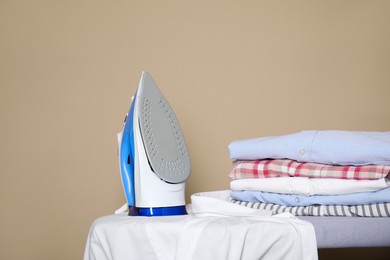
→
(230, 159, 390, 180)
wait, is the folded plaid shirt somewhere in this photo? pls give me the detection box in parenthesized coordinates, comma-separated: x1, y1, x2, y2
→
(230, 159, 390, 180)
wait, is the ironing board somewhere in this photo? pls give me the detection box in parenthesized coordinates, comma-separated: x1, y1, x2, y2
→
(84, 191, 390, 260)
(83, 212, 390, 259)
(84, 213, 317, 260)
(299, 216, 390, 248)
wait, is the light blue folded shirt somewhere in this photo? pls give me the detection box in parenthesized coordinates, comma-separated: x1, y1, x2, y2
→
(228, 130, 390, 165)
(230, 187, 390, 207)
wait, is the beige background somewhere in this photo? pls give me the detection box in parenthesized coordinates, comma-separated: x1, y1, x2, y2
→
(1, 1, 390, 259)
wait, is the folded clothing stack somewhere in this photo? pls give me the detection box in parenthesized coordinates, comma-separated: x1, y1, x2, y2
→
(228, 130, 390, 217)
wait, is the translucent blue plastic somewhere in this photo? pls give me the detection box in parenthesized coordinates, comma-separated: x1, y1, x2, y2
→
(120, 94, 136, 207)
(129, 205, 187, 217)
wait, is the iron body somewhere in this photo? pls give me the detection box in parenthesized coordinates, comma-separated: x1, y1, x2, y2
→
(118, 71, 190, 216)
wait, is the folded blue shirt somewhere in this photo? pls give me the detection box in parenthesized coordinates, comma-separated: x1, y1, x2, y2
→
(230, 187, 390, 207)
(228, 130, 390, 165)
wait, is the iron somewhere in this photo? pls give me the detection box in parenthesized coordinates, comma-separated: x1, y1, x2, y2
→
(118, 71, 190, 216)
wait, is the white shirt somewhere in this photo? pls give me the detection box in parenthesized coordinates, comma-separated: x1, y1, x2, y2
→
(230, 177, 389, 195)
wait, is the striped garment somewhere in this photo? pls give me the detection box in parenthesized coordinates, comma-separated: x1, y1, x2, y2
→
(230, 199, 390, 217)
(230, 159, 390, 180)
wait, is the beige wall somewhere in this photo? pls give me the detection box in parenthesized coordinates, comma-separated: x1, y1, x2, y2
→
(1, 1, 389, 259)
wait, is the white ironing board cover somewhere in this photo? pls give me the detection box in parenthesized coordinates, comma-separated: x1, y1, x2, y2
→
(84, 190, 318, 260)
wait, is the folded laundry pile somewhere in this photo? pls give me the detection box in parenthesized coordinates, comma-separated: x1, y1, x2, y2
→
(228, 130, 390, 217)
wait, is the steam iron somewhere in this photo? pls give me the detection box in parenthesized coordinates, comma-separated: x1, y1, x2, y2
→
(118, 71, 190, 216)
